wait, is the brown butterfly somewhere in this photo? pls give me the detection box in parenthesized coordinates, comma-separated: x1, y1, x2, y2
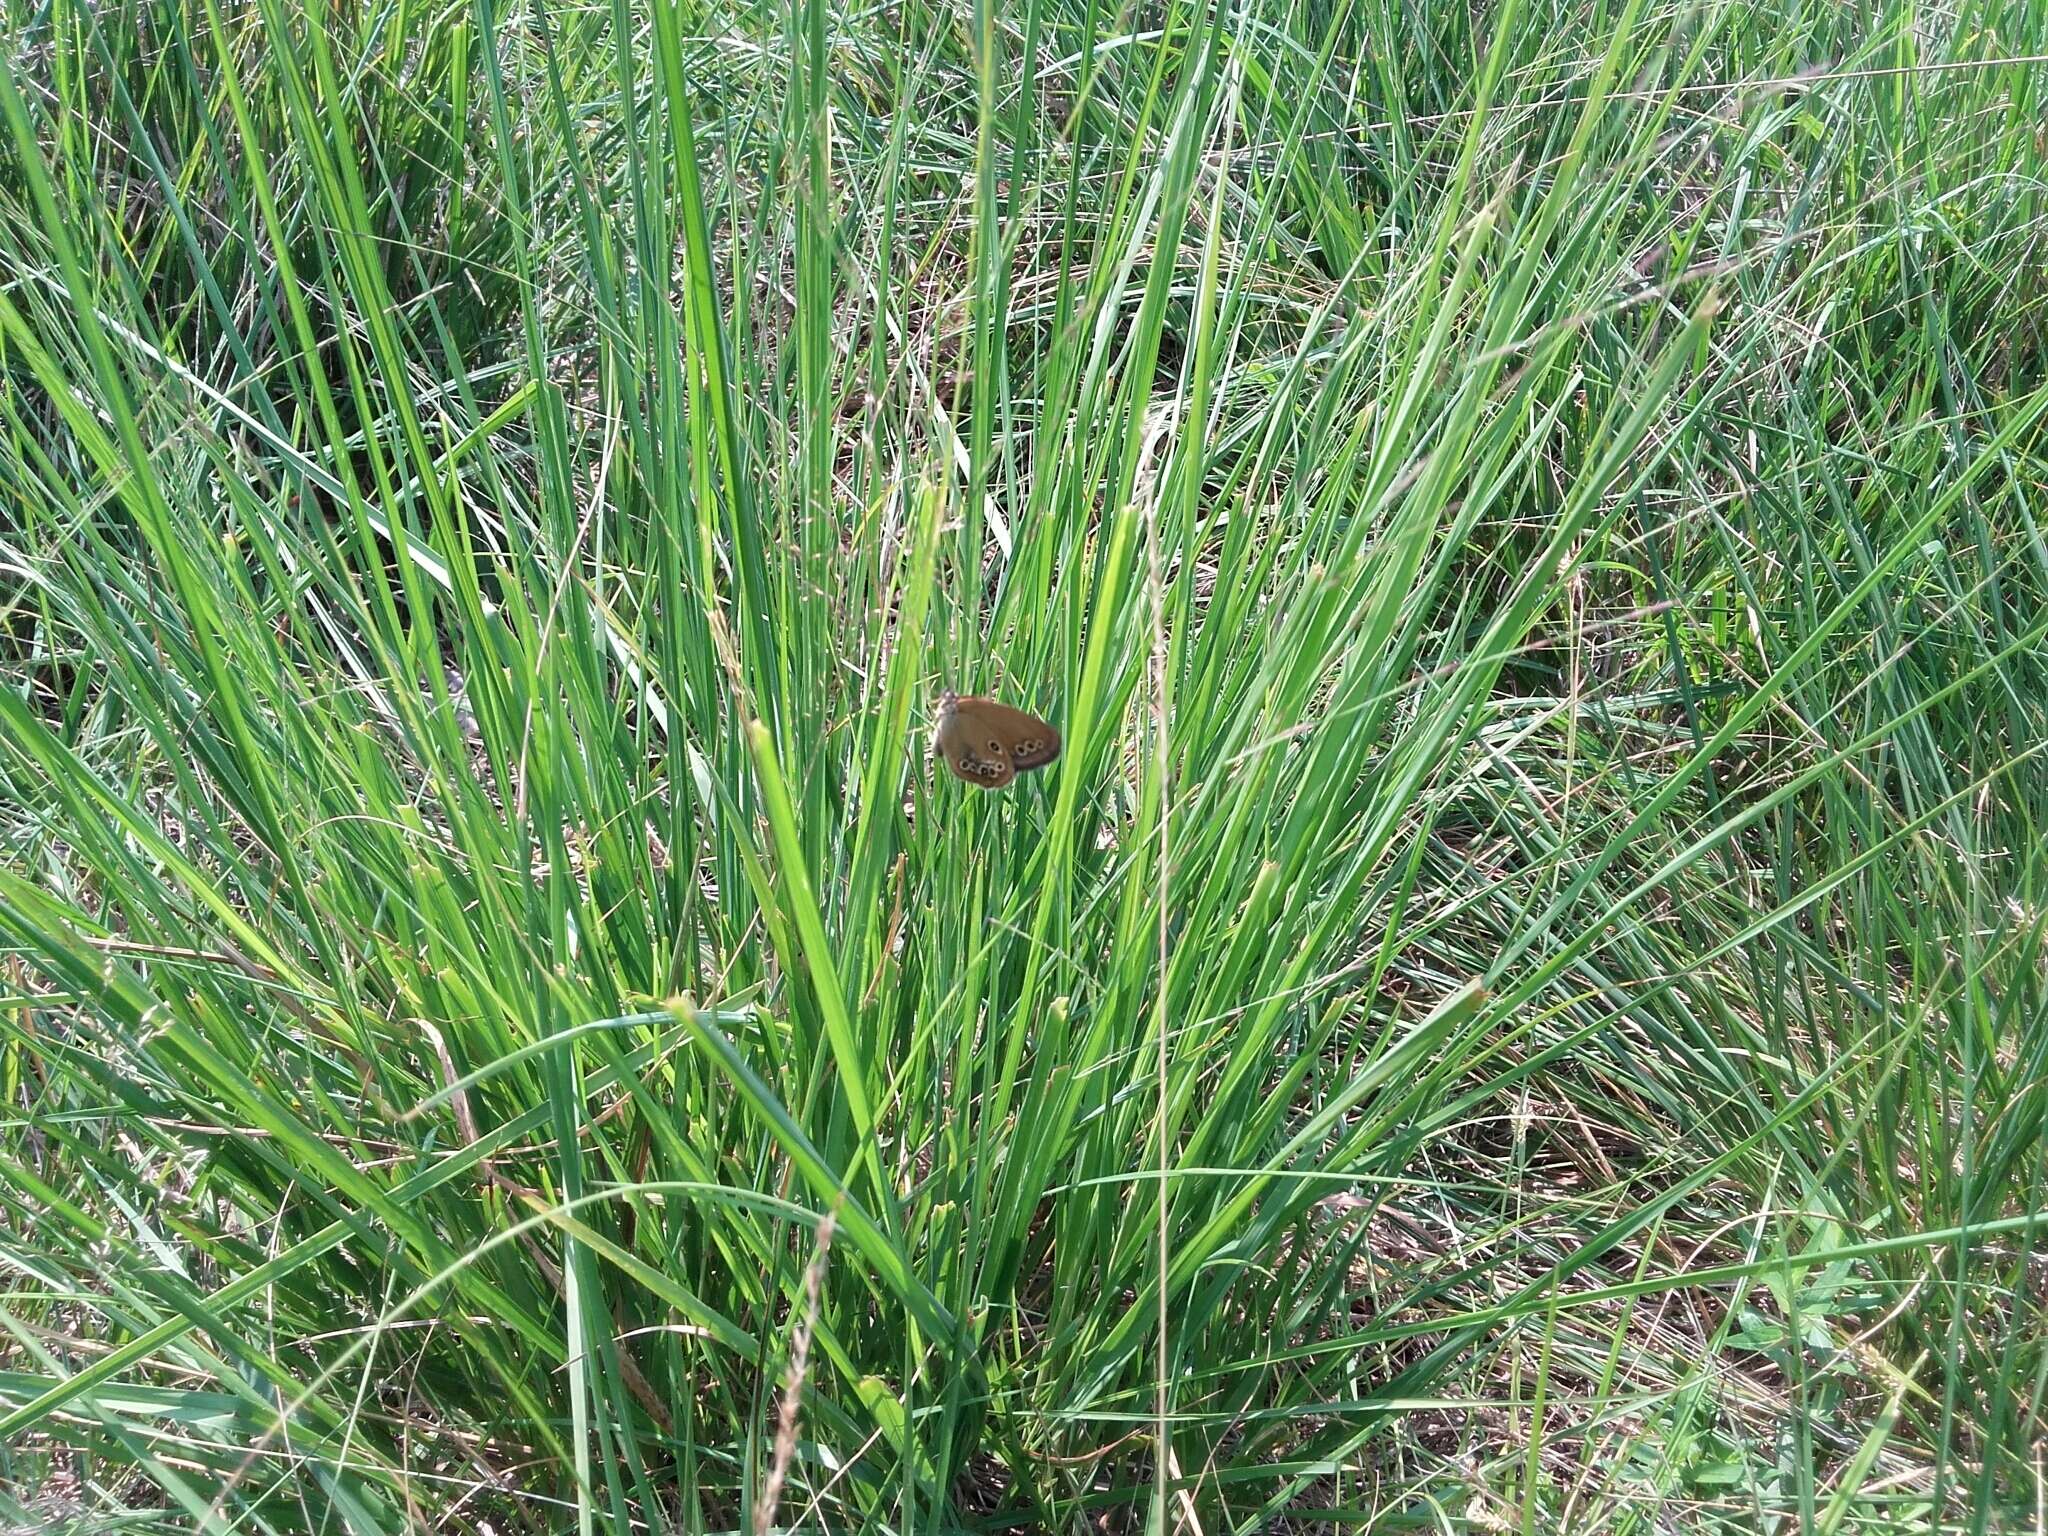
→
(933, 690, 1062, 789)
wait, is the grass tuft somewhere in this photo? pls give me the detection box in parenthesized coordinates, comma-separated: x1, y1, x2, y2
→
(2, 0, 2045, 1528)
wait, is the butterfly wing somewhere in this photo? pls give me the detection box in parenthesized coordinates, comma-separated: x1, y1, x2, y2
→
(935, 707, 1016, 788)
(956, 696, 1061, 775)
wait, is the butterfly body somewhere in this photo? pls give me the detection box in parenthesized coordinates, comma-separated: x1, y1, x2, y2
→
(933, 691, 1061, 789)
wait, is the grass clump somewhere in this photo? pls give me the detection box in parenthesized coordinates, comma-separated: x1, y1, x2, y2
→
(2, 0, 2045, 1529)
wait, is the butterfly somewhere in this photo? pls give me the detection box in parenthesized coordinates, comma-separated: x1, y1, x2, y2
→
(933, 690, 1062, 789)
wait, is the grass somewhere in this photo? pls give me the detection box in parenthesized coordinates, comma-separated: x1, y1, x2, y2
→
(1, 0, 2045, 1527)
